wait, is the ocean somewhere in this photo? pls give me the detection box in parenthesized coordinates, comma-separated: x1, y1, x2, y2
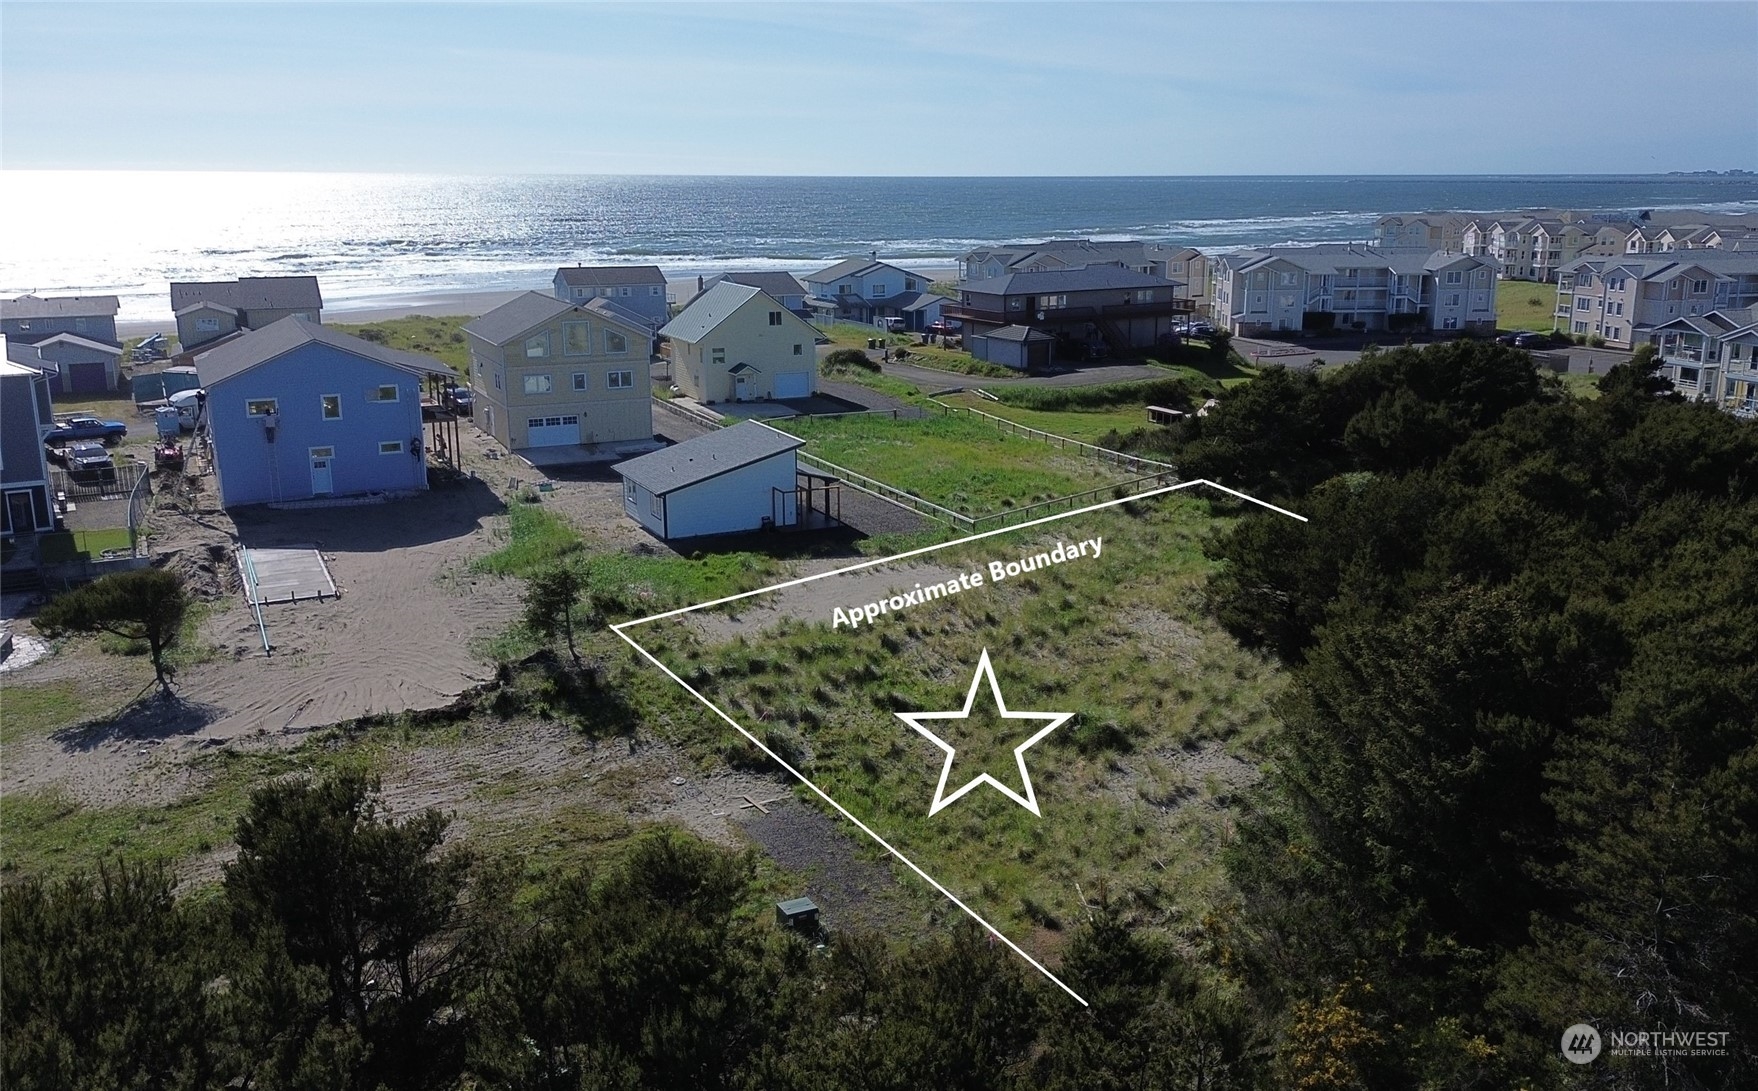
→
(4, 172, 1756, 322)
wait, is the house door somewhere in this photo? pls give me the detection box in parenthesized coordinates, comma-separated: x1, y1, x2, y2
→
(5, 490, 36, 534)
(310, 452, 334, 495)
(735, 374, 748, 400)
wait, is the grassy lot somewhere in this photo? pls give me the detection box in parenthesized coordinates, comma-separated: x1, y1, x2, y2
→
(332, 315, 472, 376)
(1553, 370, 1603, 400)
(38, 527, 136, 564)
(773, 412, 1132, 516)
(1497, 279, 1563, 332)
(936, 394, 1156, 443)
(935, 376, 1202, 444)
(471, 498, 585, 576)
(642, 497, 1286, 936)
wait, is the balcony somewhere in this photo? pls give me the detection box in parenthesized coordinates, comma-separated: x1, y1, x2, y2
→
(946, 298, 1194, 327)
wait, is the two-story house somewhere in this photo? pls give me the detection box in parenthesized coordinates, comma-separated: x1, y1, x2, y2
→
(194, 317, 451, 508)
(1556, 252, 1758, 349)
(1, 294, 121, 346)
(1210, 246, 1498, 336)
(802, 257, 933, 325)
(1375, 214, 1472, 252)
(661, 282, 820, 403)
(463, 291, 657, 455)
(0, 352, 59, 536)
(685, 272, 810, 319)
(170, 276, 324, 352)
(947, 264, 1193, 357)
(0, 295, 125, 394)
(551, 266, 670, 332)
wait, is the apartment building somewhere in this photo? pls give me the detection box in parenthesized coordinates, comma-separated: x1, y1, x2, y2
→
(1209, 245, 1498, 337)
(1556, 251, 1758, 349)
(1643, 305, 1758, 417)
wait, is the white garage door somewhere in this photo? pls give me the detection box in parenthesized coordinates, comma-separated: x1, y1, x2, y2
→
(774, 372, 811, 399)
(526, 415, 580, 446)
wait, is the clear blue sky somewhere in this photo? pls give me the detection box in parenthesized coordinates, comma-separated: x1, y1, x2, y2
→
(4, 1, 1754, 175)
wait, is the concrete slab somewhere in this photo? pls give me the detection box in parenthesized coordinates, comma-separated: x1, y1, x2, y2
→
(240, 546, 337, 606)
(515, 439, 666, 470)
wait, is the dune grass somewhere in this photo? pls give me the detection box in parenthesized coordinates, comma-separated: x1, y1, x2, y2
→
(1497, 280, 1563, 332)
(773, 412, 1131, 516)
(636, 499, 1285, 935)
(332, 315, 472, 376)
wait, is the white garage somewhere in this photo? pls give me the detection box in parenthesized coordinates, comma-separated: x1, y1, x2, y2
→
(526, 414, 581, 446)
(774, 371, 812, 399)
(616, 421, 804, 541)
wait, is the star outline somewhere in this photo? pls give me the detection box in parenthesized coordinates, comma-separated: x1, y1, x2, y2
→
(894, 648, 1073, 817)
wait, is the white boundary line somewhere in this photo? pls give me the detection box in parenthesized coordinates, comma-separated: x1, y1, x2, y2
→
(610, 478, 1307, 1007)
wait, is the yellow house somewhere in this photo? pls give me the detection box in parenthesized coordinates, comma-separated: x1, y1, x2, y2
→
(462, 292, 655, 454)
(661, 282, 820, 403)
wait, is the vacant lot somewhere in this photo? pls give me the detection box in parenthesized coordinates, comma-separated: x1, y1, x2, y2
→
(1497, 279, 1562, 332)
(774, 412, 1135, 517)
(627, 494, 1286, 949)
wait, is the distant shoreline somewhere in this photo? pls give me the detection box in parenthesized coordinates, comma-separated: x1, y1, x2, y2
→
(114, 266, 963, 337)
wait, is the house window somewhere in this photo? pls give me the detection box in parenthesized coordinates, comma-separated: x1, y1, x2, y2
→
(1134, 289, 1155, 303)
(1445, 271, 1462, 285)
(379, 440, 403, 455)
(1577, 298, 1591, 310)
(321, 394, 341, 420)
(523, 374, 553, 395)
(618, 286, 632, 297)
(563, 322, 592, 356)
(1575, 321, 1589, 333)
(650, 285, 663, 296)
(624, 480, 636, 503)
(904, 278, 918, 291)
(793, 344, 803, 355)
(1448, 294, 1461, 306)
(246, 398, 278, 417)
(1037, 294, 1067, 310)
(1691, 279, 1709, 294)
(196, 317, 220, 332)
(711, 348, 726, 365)
(573, 372, 588, 391)
(838, 284, 851, 295)
(1444, 317, 1459, 330)
(603, 328, 628, 354)
(871, 284, 887, 297)
(368, 384, 399, 402)
(607, 370, 634, 389)
(525, 333, 550, 358)
(74, 317, 88, 332)
(310, 447, 335, 458)
(573, 288, 586, 300)
(494, 369, 502, 390)
(768, 311, 783, 325)
(1279, 272, 1297, 287)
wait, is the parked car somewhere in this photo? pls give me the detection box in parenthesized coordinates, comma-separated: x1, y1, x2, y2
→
(1513, 332, 1552, 349)
(66, 443, 116, 481)
(47, 415, 128, 446)
(443, 384, 474, 416)
(1178, 320, 1217, 338)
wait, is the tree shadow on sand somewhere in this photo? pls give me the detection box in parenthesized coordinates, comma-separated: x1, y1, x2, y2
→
(50, 692, 225, 753)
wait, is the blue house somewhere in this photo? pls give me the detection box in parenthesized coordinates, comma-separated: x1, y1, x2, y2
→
(0, 356, 58, 536)
(196, 317, 453, 508)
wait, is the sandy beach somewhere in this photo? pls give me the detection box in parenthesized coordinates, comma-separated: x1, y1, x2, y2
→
(115, 265, 963, 337)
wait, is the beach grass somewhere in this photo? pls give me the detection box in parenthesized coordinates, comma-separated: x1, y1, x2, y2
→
(471, 499, 584, 576)
(771, 412, 1133, 516)
(935, 393, 1164, 443)
(332, 315, 472, 376)
(637, 499, 1285, 935)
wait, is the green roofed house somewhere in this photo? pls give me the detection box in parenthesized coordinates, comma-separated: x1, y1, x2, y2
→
(614, 420, 804, 540)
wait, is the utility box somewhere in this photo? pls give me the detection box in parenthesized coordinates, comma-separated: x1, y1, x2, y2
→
(776, 896, 820, 931)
